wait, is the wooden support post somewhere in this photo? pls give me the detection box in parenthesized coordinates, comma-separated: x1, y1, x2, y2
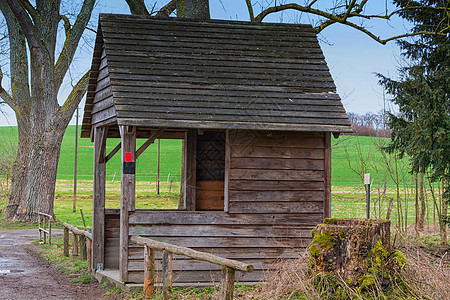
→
(63, 227, 69, 257)
(220, 267, 236, 300)
(48, 217, 52, 245)
(105, 142, 121, 163)
(224, 129, 230, 212)
(324, 132, 331, 219)
(38, 214, 42, 243)
(93, 126, 106, 270)
(143, 245, 155, 298)
(162, 250, 173, 300)
(79, 235, 87, 260)
(119, 125, 136, 282)
(72, 232, 79, 259)
(135, 127, 165, 159)
(157, 139, 160, 195)
(87, 238, 93, 274)
(185, 129, 197, 211)
(43, 216, 47, 244)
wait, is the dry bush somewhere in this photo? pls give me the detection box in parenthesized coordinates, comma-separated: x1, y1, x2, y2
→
(245, 251, 320, 300)
(395, 227, 450, 300)
(247, 235, 449, 300)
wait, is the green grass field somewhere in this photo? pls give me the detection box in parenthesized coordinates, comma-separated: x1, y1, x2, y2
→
(0, 125, 439, 229)
(0, 125, 411, 187)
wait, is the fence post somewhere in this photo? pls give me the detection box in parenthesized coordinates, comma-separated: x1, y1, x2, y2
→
(72, 232, 79, 259)
(143, 245, 155, 298)
(79, 235, 87, 260)
(220, 267, 236, 300)
(48, 216, 52, 245)
(162, 250, 173, 300)
(63, 227, 69, 257)
(87, 238, 92, 274)
(38, 214, 42, 243)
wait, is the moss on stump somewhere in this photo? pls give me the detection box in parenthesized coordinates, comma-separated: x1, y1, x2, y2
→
(308, 218, 391, 284)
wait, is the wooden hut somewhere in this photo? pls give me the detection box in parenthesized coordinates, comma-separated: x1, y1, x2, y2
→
(81, 14, 352, 285)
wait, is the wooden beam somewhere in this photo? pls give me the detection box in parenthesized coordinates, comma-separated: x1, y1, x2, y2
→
(135, 127, 165, 159)
(63, 227, 69, 257)
(105, 142, 121, 163)
(87, 238, 93, 274)
(143, 245, 155, 298)
(185, 129, 197, 211)
(98, 127, 109, 164)
(119, 125, 136, 282)
(72, 232, 79, 259)
(130, 235, 254, 272)
(220, 267, 236, 300)
(93, 126, 106, 271)
(224, 130, 230, 212)
(324, 132, 331, 219)
(162, 250, 173, 299)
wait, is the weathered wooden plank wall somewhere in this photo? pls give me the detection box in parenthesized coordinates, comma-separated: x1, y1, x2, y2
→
(104, 209, 120, 269)
(90, 47, 116, 127)
(124, 129, 325, 284)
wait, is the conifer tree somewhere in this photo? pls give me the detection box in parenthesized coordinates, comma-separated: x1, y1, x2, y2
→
(379, 0, 449, 241)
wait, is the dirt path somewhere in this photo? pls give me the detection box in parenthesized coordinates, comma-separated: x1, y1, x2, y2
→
(0, 228, 116, 300)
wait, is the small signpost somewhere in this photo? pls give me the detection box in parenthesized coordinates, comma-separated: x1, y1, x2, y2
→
(364, 173, 371, 219)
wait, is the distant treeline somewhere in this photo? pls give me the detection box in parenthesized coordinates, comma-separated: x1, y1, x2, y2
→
(346, 111, 391, 138)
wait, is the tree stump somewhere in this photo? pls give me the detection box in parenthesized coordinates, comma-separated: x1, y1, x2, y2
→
(308, 218, 391, 285)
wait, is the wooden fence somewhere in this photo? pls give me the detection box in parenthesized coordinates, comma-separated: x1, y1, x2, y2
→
(61, 222, 93, 274)
(130, 235, 254, 300)
(38, 212, 53, 245)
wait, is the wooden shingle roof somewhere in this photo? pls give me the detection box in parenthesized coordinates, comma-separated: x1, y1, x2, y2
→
(81, 14, 351, 138)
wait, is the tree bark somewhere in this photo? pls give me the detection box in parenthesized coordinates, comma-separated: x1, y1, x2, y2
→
(177, 0, 209, 19)
(1, 0, 93, 221)
(419, 172, 426, 230)
(10, 123, 65, 220)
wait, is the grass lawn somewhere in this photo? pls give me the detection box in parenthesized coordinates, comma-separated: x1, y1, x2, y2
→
(1, 126, 413, 187)
(0, 126, 441, 229)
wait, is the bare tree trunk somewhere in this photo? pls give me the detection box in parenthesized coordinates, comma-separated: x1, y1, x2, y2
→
(440, 181, 447, 245)
(419, 172, 426, 230)
(8, 123, 65, 220)
(1, 0, 93, 221)
(415, 172, 419, 235)
(177, 0, 210, 18)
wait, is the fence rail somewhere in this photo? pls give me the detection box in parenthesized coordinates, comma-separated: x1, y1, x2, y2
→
(38, 212, 53, 245)
(61, 221, 93, 274)
(130, 235, 254, 300)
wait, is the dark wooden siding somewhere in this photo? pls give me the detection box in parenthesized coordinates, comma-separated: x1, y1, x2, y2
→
(90, 47, 116, 127)
(81, 14, 352, 137)
(127, 211, 315, 284)
(123, 130, 326, 284)
(104, 209, 120, 269)
(228, 130, 325, 214)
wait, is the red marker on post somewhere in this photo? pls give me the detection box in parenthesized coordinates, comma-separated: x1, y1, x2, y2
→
(125, 152, 132, 162)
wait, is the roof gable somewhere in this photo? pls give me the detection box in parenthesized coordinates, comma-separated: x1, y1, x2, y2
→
(82, 14, 351, 138)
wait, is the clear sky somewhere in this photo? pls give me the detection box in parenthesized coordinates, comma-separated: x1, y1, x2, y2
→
(0, 0, 410, 126)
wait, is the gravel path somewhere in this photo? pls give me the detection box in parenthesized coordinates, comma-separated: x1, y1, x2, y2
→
(0, 228, 116, 300)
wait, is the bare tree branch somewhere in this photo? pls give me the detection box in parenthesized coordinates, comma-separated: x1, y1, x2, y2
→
(5, 0, 42, 53)
(155, 0, 176, 17)
(245, 0, 255, 22)
(0, 0, 31, 110)
(18, 0, 39, 25)
(60, 14, 71, 34)
(251, 2, 449, 45)
(54, 0, 95, 89)
(0, 66, 17, 112)
(59, 70, 90, 125)
(125, 0, 149, 15)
